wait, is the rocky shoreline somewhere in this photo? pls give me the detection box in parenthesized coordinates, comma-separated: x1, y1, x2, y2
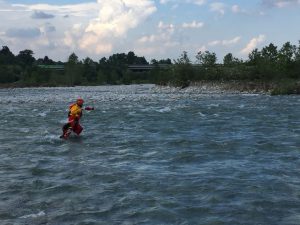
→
(1, 80, 299, 95)
(154, 80, 300, 95)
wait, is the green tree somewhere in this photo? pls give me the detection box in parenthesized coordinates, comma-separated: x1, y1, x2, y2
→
(68, 52, 79, 64)
(261, 43, 278, 63)
(17, 49, 35, 66)
(295, 41, 300, 62)
(173, 51, 193, 87)
(175, 51, 191, 64)
(127, 51, 136, 64)
(65, 52, 83, 85)
(248, 48, 262, 65)
(151, 59, 158, 64)
(196, 51, 217, 66)
(83, 57, 97, 83)
(0, 46, 15, 65)
(223, 53, 241, 66)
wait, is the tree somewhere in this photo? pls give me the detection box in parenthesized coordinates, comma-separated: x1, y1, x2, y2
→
(17, 49, 35, 66)
(83, 57, 97, 82)
(248, 48, 262, 65)
(151, 59, 158, 64)
(196, 51, 217, 66)
(295, 41, 300, 62)
(0, 46, 15, 64)
(261, 43, 278, 63)
(99, 57, 107, 65)
(159, 58, 172, 64)
(67, 52, 79, 65)
(278, 42, 296, 64)
(277, 42, 298, 78)
(65, 52, 82, 85)
(223, 53, 241, 66)
(174, 51, 191, 65)
(173, 51, 194, 87)
(127, 51, 136, 64)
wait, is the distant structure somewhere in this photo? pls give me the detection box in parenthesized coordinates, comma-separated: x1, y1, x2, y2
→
(127, 64, 171, 72)
(37, 65, 64, 70)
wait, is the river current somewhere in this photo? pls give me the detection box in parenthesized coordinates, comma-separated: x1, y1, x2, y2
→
(0, 85, 299, 225)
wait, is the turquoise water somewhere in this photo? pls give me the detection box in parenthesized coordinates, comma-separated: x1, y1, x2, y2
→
(0, 85, 299, 225)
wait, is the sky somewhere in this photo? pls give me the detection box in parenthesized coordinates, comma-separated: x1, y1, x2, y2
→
(0, 0, 300, 62)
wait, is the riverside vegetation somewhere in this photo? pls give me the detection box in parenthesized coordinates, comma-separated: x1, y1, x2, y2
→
(0, 41, 300, 95)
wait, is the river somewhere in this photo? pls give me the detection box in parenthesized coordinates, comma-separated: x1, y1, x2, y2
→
(0, 85, 299, 225)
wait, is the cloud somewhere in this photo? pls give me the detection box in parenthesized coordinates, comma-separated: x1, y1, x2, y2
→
(187, 0, 206, 6)
(210, 2, 226, 15)
(262, 0, 300, 8)
(232, 5, 241, 13)
(231, 4, 248, 13)
(12, 2, 98, 17)
(139, 21, 175, 44)
(208, 36, 241, 46)
(5, 28, 41, 38)
(160, 0, 206, 5)
(31, 10, 55, 19)
(182, 21, 204, 29)
(70, 0, 157, 54)
(241, 34, 266, 55)
(39, 23, 56, 34)
(160, 0, 171, 4)
(158, 21, 175, 32)
(136, 21, 179, 56)
(198, 45, 206, 52)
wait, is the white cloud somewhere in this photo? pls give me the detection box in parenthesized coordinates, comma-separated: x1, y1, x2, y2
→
(208, 40, 221, 46)
(135, 21, 179, 57)
(210, 2, 226, 15)
(187, 0, 206, 6)
(158, 21, 175, 33)
(12, 2, 98, 17)
(159, 0, 206, 6)
(139, 21, 175, 44)
(182, 21, 204, 29)
(232, 5, 241, 13)
(78, 0, 157, 54)
(208, 36, 241, 46)
(262, 0, 300, 8)
(39, 23, 56, 34)
(231, 5, 248, 14)
(0, 0, 157, 58)
(160, 0, 171, 4)
(223, 36, 241, 45)
(241, 34, 266, 55)
(198, 45, 207, 52)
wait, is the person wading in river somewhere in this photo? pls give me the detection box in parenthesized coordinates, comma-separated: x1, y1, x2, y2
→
(60, 98, 94, 139)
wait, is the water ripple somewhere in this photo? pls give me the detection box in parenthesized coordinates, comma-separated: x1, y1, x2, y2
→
(0, 85, 299, 224)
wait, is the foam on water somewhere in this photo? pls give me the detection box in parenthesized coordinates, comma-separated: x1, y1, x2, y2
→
(20, 211, 46, 219)
(38, 112, 48, 117)
(157, 106, 172, 113)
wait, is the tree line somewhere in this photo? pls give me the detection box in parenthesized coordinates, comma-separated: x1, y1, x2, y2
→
(0, 42, 299, 93)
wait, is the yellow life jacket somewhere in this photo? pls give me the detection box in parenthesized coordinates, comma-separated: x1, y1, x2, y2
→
(69, 103, 82, 118)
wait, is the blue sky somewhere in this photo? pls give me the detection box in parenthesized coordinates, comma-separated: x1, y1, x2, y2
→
(1, 0, 300, 62)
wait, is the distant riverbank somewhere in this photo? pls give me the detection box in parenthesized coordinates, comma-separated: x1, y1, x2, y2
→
(1, 80, 299, 95)
(151, 80, 300, 95)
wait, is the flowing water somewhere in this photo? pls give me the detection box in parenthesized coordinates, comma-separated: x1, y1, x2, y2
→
(0, 85, 299, 225)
